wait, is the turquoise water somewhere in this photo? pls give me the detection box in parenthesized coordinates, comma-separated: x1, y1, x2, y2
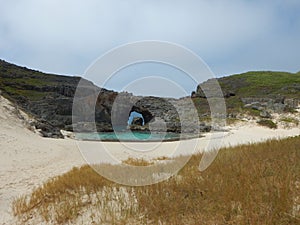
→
(75, 131, 184, 142)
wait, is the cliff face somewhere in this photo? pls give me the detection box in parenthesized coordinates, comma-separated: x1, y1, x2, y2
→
(0, 60, 121, 137)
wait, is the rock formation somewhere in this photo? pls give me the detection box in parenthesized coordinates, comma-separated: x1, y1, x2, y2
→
(1, 60, 299, 138)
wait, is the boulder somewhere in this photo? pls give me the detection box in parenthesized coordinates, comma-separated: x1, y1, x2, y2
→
(260, 110, 272, 118)
(132, 117, 143, 126)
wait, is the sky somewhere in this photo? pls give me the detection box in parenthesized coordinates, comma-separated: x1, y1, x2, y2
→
(128, 111, 144, 125)
(1, 0, 300, 97)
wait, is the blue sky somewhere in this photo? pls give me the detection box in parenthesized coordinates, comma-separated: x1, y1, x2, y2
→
(128, 111, 144, 125)
(1, 0, 300, 97)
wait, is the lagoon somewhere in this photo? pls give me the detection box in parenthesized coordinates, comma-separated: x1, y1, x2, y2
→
(75, 131, 198, 142)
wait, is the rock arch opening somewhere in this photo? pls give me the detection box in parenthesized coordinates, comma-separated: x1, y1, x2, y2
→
(129, 106, 154, 125)
(128, 111, 145, 126)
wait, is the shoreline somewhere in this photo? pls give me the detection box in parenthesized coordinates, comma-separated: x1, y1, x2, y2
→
(73, 132, 204, 142)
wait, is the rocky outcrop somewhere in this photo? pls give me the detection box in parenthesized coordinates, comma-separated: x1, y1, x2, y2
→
(242, 97, 296, 113)
(132, 117, 143, 126)
(194, 78, 236, 99)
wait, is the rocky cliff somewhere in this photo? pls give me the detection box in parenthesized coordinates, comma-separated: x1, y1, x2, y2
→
(0, 60, 205, 137)
(1, 60, 299, 138)
(0, 60, 120, 137)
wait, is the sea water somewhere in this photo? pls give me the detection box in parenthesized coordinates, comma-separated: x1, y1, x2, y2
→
(75, 131, 184, 142)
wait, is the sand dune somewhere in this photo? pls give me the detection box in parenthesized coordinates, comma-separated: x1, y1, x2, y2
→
(0, 96, 85, 224)
(0, 95, 299, 224)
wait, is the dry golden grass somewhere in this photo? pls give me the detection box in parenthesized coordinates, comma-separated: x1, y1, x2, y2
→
(153, 156, 171, 161)
(13, 136, 300, 224)
(122, 157, 154, 166)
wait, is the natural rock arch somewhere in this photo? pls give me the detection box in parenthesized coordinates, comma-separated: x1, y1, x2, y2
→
(129, 106, 154, 124)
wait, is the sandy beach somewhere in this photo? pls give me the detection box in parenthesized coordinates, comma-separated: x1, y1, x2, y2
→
(0, 95, 299, 224)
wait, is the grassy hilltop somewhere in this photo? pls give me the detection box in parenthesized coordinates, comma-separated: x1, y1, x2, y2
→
(218, 71, 300, 98)
(192, 71, 300, 120)
(1, 59, 299, 104)
(0, 60, 300, 112)
(0, 59, 82, 101)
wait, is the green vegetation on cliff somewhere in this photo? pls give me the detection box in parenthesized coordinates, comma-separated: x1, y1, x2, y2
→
(0, 59, 81, 101)
(193, 71, 300, 116)
(218, 71, 300, 98)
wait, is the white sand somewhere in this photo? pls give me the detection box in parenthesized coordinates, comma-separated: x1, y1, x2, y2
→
(0, 96, 84, 224)
(0, 95, 299, 224)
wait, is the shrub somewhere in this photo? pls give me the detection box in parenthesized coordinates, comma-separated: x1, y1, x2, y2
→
(257, 119, 278, 129)
(280, 117, 299, 125)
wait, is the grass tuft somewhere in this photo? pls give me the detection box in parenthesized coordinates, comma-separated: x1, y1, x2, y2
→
(257, 119, 278, 129)
(122, 157, 154, 166)
(280, 117, 299, 126)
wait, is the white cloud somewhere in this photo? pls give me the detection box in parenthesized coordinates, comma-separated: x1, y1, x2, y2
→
(0, 0, 299, 95)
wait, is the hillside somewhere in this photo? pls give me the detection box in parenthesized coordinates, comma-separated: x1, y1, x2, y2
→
(219, 71, 300, 98)
(193, 71, 300, 118)
(0, 59, 118, 137)
(1, 59, 299, 137)
(0, 59, 81, 101)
